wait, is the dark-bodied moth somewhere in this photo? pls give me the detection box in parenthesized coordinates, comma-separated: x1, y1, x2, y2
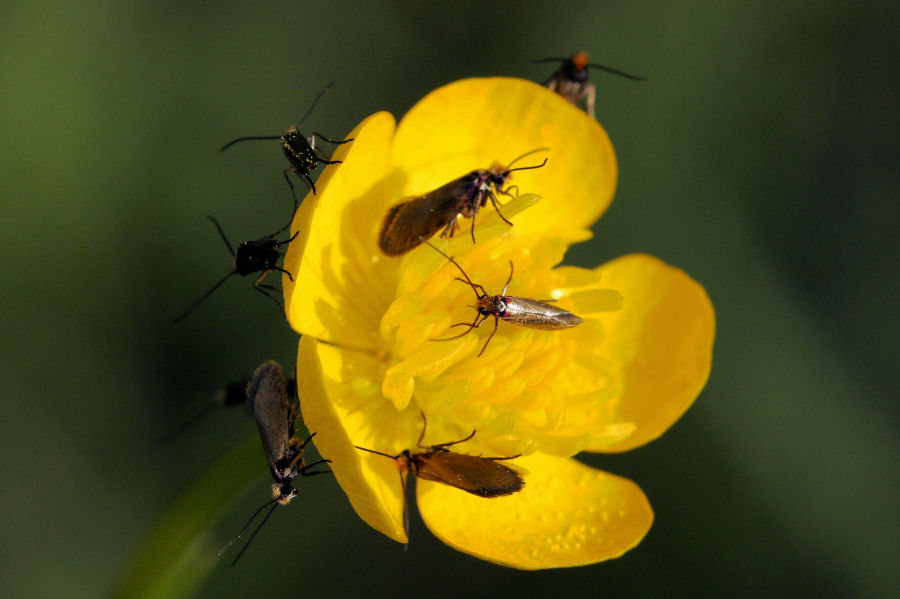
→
(219, 361, 329, 565)
(220, 82, 353, 218)
(534, 51, 644, 118)
(427, 241, 583, 356)
(171, 216, 297, 324)
(377, 149, 548, 256)
(355, 411, 524, 541)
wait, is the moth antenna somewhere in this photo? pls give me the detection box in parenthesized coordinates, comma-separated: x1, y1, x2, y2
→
(171, 271, 236, 325)
(506, 147, 550, 169)
(207, 215, 236, 257)
(297, 82, 335, 127)
(423, 240, 480, 297)
(586, 62, 646, 81)
(229, 501, 280, 566)
(153, 401, 217, 443)
(531, 57, 570, 64)
(507, 157, 548, 174)
(218, 497, 278, 559)
(220, 135, 281, 152)
(501, 261, 514, 296)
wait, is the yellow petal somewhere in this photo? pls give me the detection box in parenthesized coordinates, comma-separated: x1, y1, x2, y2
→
(295, 335, 407, 543)
(284, 111, 401, 347)
(417, 453, 653, 569)
(589, 254, 716, 452)
(390, 77, 616, 239)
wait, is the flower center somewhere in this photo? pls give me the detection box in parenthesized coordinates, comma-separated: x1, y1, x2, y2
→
(363, 231, 624, 458)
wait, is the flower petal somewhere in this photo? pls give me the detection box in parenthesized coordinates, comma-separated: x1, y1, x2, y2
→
(296, 335, 407, 543)
(417, 453, 653, 569)
(588, 254, 715, 452)
(390, 77, 616, 239)
(284, 111, 401, 348)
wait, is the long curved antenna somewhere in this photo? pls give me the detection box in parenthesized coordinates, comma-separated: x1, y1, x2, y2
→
(153, 401, 217, 443)
(220, 135, 281, 152)
(172, 271, 235, 325)
(507, 157, 548, 175)
(422, 240, 482, 298)
(207, 215, 235, 256)
(501, 261, 514, 296)
(218, 497, 278, 558)
(228, 500, 280, 566)
(587, 62, 645, 81)
(297, 82, 335, 127)
(533, 56, 645, 81)
(506, 147, 550, 169)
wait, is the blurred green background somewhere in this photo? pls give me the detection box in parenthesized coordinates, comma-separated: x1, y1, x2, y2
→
(1, 1, 897, 597)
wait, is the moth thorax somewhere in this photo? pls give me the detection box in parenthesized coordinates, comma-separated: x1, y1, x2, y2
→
(273, 454, 302, 482)
(281, 128, 312, 162)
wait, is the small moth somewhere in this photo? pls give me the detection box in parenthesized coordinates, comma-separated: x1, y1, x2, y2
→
(220, 82, 353, 215)
(220, 361, 329, 565)
(171, 216, 297, 324)
(427, 241, 583, 356)
(355, 411, 524, 541)
(378, 149, 548, 256)
(535, 51, 645, 118)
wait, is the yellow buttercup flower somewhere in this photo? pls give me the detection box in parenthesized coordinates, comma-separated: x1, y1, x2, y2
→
(282, 78, 715, 569)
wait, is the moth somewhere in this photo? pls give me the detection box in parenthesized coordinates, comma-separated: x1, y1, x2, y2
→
(219, 361, 329, 565)
(220, 82, 353, 218)
(378, 149, 548, 256)
(428, 241, 583, 356)
(355, 412, 524, 541)
(171, 216, 297, 324)
(535, 51, 644, 118)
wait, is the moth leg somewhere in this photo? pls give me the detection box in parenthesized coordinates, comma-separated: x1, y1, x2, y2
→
(430, 430, 477, 450)
(253, 274, 287, 315)
(431, 313, 485, 342)
(584, 82, 596, 119)
(499, 184, 520, 200)
(487, 191, 514, 226)
(440, 215, 460, 239)
(302, 172, 317, 196)
(283, 167, 300, 209)
(476, 315, 501, 357)
(453, 277, 487, 300)
(300, 458, 333, 476)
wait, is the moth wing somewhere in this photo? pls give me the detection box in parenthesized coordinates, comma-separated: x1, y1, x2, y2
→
(246, 361, 291, 470)
(415, 451, 524, 497)
(504, 297, 583, 329)
(378, 177, 473, 256)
